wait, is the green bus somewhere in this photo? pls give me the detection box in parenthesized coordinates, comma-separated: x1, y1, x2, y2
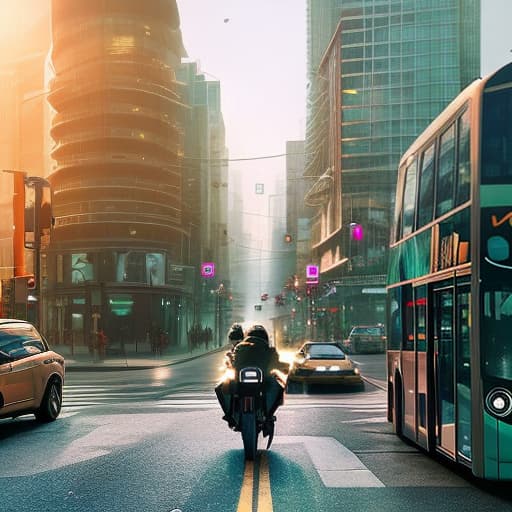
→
(387, 62, 512, 480)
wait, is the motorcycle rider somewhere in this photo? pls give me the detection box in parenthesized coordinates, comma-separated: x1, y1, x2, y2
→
(216, 324, 288, 436)
(216, 323, 245, 426)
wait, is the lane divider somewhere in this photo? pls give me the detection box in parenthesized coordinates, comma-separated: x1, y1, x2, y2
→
(258, 453, 273, 511)
(237, 453, 274, 512)
(237, 460, 254, 512)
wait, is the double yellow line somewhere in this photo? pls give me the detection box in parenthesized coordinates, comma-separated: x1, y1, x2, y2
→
(237, 452, 273, 512)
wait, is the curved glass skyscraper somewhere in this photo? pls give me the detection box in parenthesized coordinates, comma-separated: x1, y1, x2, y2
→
(45, 0, 192, 351)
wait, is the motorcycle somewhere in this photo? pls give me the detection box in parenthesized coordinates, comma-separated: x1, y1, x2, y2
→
(216, 364, 286, 460)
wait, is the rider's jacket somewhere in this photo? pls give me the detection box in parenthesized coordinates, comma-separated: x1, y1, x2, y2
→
(231, 336, 281, 376)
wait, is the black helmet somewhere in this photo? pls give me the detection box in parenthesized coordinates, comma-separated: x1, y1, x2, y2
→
(245, 324, 269, 344)
(228, 323, 244, 342)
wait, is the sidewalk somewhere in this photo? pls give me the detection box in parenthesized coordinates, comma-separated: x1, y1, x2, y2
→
(54, 344, 228, 372)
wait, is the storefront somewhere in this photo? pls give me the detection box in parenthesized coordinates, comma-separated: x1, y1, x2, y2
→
(43, 249, 195, 354)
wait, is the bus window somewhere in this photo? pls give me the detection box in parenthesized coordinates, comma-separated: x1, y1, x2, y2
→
(417, 143, 435, 229)
(403, 285, 414, 351)
(455, 109, 470, 206)
(481, 86, 512, 183)
(402, 160, 417, 237)
(393, 167, 406, 241)
(387, 287, 402, 350)
(415, 286, 427, 352)
(436, 123, 456, 217)
(482, 288, 512, 380)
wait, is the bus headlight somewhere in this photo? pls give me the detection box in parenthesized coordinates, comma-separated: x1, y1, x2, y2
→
(485, 388, 512, 417)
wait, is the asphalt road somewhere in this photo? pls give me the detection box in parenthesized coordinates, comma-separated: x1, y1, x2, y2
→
(1, 351, 512, 512)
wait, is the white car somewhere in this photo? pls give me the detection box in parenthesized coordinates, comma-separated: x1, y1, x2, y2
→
(0, 319, 65, 422)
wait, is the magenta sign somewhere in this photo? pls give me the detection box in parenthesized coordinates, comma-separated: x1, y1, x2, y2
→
(201, 262, 215, 278)
(306, 264, 319, 284)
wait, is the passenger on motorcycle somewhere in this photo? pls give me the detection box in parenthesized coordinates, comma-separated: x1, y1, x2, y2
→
(223, 322, 244, 366)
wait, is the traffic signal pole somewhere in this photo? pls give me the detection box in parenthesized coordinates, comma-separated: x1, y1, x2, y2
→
(3, 169, 26, 277)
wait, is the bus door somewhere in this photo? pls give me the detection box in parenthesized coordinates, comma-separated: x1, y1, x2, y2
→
(433, 285, 455, 458)
(455, 283, 471, 462)
(415, 285, 428, 450)
(401, 285, 416, 441)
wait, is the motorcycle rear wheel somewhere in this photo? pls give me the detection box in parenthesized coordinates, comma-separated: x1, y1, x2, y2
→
(241, 411, 258, 460)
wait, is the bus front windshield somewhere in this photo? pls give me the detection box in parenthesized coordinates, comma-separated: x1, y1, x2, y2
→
(482, 287, 512, 380)
(481, 85, 512, 183)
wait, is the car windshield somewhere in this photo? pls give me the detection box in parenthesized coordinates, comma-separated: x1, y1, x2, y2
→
(304, 344, 345, 360)
(352, 327, 382, 335)
(0, 325, 45, 357)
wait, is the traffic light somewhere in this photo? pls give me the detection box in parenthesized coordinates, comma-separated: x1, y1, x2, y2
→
(26, 275, 36, 290)
(349, 222, 364, 241)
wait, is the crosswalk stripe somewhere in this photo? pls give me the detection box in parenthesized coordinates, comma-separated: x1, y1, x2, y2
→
(61, 388, 388, 416)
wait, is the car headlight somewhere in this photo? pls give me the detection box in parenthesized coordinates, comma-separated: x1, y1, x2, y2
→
(329, 365, 341, 371)
(353, 368, 360, 375)
(316, 366, 327, 372)
(486, 388, 512, 417)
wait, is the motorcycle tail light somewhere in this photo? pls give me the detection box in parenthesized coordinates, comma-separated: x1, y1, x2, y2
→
(239, 367, 263, 383)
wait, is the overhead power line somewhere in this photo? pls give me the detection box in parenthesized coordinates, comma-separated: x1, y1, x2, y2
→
(184, 151, 312, 162)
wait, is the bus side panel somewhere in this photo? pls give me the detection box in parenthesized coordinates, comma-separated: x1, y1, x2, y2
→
(483, 412, 499, 479)
(483, 414, 512, 480)
(402, 351, 416, 441)
(417, 351, 428, 449)
(497, 422, 512, 479)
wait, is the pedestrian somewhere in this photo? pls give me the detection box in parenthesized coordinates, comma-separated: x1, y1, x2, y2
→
(97, 329, 108, 360)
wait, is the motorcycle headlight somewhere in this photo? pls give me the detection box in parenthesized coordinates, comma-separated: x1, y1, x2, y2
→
(485, 388, 512, 417)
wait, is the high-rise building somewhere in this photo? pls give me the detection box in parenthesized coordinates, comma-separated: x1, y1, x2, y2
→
(45, 0, 191, 350)
(305, 0, 480, 336)
(177, 61, 230, 338)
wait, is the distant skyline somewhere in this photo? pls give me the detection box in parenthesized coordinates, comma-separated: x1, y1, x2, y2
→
(176, 0, 307, 192)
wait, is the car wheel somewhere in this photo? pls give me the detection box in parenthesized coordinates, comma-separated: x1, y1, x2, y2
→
(35, 380, 62, 422)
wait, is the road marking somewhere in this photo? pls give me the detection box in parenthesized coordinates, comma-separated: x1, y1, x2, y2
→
(237, 460, 254, 512)
(237, 454, 274, 512)
(258, 452, 273, 511)
(274, 436, 384, 487)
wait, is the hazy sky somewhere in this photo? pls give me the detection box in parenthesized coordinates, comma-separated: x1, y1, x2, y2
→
(176, 0, 307, 185)
(481, 0, 512, 76)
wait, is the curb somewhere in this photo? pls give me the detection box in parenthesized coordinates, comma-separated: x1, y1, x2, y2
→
(362, 375, 387, 391)
(65, 345, 228, 372)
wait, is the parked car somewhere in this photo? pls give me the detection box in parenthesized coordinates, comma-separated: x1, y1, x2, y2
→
(346, 325, 386, 354)
(0, 319, 65, 422)
(286, 341, 363, 392)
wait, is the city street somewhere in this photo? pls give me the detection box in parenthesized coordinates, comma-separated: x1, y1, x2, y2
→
(1, 352, 511, 512)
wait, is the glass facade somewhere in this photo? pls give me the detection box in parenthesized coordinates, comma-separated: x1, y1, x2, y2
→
(305, 0, 480, 336)
(44, 0, 194, 352)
